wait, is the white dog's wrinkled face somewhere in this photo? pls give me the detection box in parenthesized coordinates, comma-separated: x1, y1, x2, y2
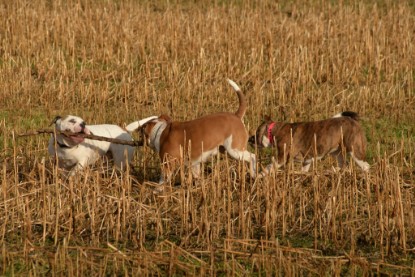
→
(53, 115, 91, 146)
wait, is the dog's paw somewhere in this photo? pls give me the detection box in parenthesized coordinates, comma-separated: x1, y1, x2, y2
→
(152, 185, 165, 195)
(256, 171, 268, 179)
(362, 162, 370, 172)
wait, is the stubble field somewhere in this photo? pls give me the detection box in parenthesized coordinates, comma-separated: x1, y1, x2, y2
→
(0, 0, 414, 275)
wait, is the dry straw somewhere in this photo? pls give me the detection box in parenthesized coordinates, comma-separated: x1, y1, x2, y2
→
(0, 0, 414, 275)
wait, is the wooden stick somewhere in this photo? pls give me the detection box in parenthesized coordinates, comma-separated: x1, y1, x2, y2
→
(17, 129, 144, 147)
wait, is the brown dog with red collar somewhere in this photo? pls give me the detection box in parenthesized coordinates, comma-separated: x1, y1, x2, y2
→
(249, 111, 369, 176)
(127, 79, 257, 189)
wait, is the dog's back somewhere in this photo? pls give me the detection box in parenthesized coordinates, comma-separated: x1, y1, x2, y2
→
(87, 125, 135, 167)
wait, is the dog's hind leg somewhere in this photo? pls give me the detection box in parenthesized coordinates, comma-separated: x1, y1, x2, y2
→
(223, 136, 257, 178)
(191, 163, 201, 179)
(226, 148, 257, 178)
(301, 159, 312, 172)
(112, 147, 134, 170)
(329, 149, 345, 169)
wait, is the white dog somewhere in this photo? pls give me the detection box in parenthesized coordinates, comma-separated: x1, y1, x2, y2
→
(48, 115, 136, 176)
(126, 80, 256, 188)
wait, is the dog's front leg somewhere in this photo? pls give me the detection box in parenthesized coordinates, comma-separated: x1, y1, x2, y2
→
(66, 161, 87, 177)
(225, 148, 257, 178)
(350, 153, 370, 171)
(258, 157, 284, 178)
(250, 153, 257, 178)
(159, 163, 173, 184)
(239, 151, 257, 178)
(191, 163, 201, 179)
(301, 157, 314, 172)
(301, 161, 312, 172)
(154, 157, 176, 193)
(153, 168, 169, 194)
(330, 149, 345, 170)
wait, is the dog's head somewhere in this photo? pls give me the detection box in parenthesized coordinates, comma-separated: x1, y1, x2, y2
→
(249, 115, 274, 148)
(141, 115, 171, 147)
(126, 115, 168, 147)
(51, 115, 91, 147)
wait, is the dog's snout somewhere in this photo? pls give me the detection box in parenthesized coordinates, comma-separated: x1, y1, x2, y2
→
(79, 122, 88, 133)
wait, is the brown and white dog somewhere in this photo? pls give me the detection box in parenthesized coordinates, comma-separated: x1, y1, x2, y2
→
(249, 111, 370, 176)
(126, 79, 257, 187)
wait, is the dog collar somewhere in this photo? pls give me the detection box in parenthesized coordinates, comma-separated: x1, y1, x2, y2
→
(150, 121, 167, 152)
(56, 139, 72, 149)
(267, 122, 276, 144)
(55, 133, 87, 149)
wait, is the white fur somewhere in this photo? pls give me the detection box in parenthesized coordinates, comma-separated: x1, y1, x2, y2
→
(125, 116, 158, 132)
(223, 135, 256, 176)
(261, 135, 271, 148)
(227, 79, 241, 92)
(350, 153, 370, 171)
(155, 134, 256, 184)
(48, 115, 134, 176)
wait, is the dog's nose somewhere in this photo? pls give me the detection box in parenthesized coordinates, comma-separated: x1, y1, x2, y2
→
(80, 122, 86, 131)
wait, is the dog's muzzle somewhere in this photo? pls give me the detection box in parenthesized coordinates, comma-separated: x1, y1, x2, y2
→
(248, 135, 258, 146)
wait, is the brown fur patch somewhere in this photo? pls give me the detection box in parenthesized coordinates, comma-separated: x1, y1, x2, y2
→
(250, 113, 368, 170)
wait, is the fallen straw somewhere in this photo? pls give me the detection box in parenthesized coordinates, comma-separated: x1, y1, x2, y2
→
(17, 129, 144, 147)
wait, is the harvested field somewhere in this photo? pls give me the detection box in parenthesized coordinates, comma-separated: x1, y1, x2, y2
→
(1, 0, 414, 275)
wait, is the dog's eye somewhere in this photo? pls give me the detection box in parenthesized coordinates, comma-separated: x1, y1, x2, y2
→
(69, 119, 76, 124)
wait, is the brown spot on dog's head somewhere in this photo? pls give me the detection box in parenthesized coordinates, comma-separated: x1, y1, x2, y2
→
(159, 114, 172, 122)
(141, 120, 160, 140)
(261, 114, 272, 122)
(51, 115, 62, 126)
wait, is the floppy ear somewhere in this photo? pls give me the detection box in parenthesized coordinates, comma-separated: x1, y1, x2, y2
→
(159, 114, 172, 122)
(50, 116, 61, 126)
(261, 114, 272, 122)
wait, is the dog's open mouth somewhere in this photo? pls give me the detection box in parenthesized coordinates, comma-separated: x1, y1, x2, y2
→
(68, 133, 85, 144)
(67, 126, 90, 144)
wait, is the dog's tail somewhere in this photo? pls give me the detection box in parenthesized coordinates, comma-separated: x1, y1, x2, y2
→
(227, 79, 247, 119)
(125, 116, 158, 132)
(333, 111, 360, 121)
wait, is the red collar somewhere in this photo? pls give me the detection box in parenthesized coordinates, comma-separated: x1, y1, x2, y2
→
(268, 122, 276, 144)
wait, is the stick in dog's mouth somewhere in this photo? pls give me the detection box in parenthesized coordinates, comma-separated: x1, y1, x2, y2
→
(65, 126, 91, 144)
(67, 132, 85, 144)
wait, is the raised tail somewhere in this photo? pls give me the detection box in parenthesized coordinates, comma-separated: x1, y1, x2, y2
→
(227, 79, 247, 119)
(125, 116, 158, 132)
(332, 111, 360, 121)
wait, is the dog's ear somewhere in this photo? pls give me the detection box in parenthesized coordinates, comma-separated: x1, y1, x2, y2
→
(261, 114, 272, 122)
(50, 116, 61, 126)
(159, 114, 172, 122)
